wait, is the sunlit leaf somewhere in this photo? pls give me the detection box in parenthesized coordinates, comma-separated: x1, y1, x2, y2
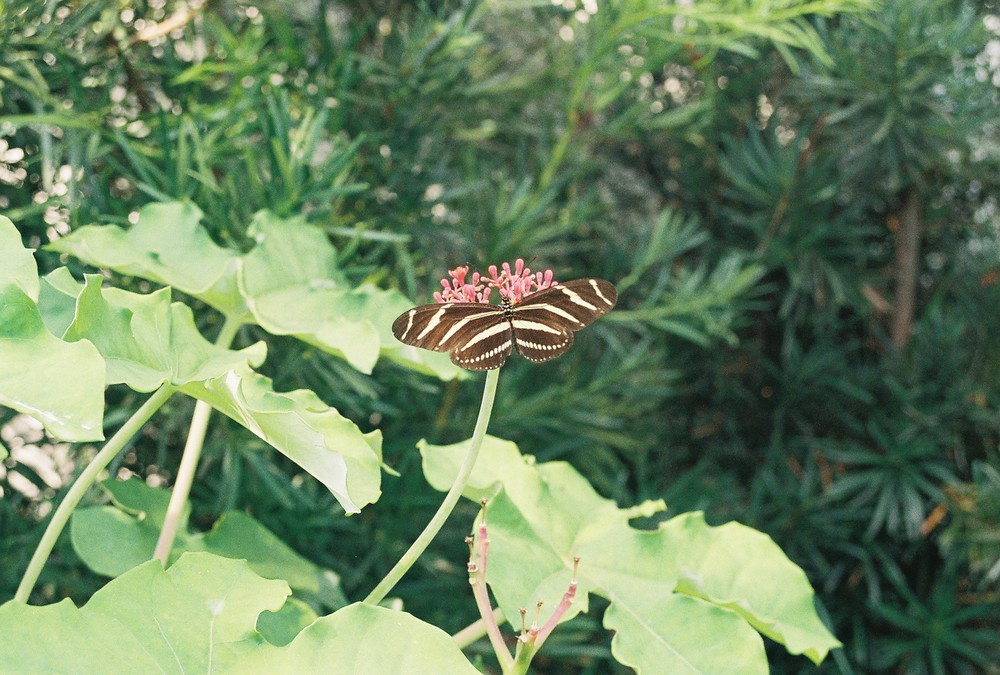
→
(234, 603, 481, 674)
(181, 369, 383, 513)
(605, 593, 765, 674)
(0, 553, 479, 673)
(42, 269, 265, 392)
(422, 436, 840, 668)
(47, 202, 249, 321)
(238, 210, 463, 378)
(0, 216, 105, 441)
(0, 553, 289, 672)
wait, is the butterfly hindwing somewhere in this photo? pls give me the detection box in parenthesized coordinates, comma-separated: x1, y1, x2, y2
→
(450, 320, 514, 370)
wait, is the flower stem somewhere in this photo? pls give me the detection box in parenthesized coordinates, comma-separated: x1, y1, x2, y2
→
(470, 507, 514, 670)
(14, 384, 177, 603)
(452, 607, 508, 648)
(152, 317, 241, 564)
(363, 367, 500, 606)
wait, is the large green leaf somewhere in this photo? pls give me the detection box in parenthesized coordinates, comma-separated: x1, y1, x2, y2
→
(40, 266, 381, 511)
(47, 201, 248, 320)
(71, 478, 347, 608)
(48, 202, 462, 379)
(41, 268, 266, 392)
(663, 512, 840, 663)
(421, 436, 840, 670)
(181, 369, 383, 513)
(0, 553, 479, 673)
(238, 210, 462, 378)
(0, 216, 105, 441)
(0, 553, 289, 673)
(256, 597, 319, 647)
(234, 603, 481, 673)
(604, 593, 765, 674)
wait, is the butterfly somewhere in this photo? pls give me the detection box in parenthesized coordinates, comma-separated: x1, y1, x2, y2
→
(392, 278, 617, 370)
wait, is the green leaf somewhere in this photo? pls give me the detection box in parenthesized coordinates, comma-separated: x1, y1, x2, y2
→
(604, 593, 765, 674)
(665, 512, 841, 665)
(48, 202, 462, 379)
(0, 554, 479, 673)
(0, 215, 40, 299)
(238, 210, 462, 379)
(0, 216, 105, 441)
(256, 597, 319, 647)
(233, 603, 481, 674)
(47, 202, 249, 321)
(71, 478, 349, 608)
(421, 436, 840, 669)
(41, 267, 379, 510)
(181, 369, 383, 513)
(43, 269, 266, 392)
(0, 553, 289, 672)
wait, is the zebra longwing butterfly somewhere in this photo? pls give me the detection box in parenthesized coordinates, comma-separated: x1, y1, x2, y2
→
(392, 278, 617, 370)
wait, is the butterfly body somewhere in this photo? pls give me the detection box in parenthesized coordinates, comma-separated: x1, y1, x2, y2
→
(392, 278, 617, 370)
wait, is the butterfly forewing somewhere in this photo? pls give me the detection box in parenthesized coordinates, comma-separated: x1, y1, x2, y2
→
(392, 278, 617, 370)
(392, 302, 513, 370)
(510, 278, 617, 360)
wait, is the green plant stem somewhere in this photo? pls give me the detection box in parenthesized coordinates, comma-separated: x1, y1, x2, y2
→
(152, 317, 241, 564)
(363, 367, 500, 606)
(14, 384, 177, 603)
(452, 607, 507, 648)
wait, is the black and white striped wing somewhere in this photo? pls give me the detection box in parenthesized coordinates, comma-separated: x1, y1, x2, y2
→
(391, 303, 514, 370)
(510, 278, 617, 363)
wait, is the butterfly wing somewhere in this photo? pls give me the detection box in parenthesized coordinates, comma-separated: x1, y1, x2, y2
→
(510, 278, 617, 363)
(392, 302, 514, 370)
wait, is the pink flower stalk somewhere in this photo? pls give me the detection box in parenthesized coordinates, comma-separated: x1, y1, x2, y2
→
(434, 258, 557, 305)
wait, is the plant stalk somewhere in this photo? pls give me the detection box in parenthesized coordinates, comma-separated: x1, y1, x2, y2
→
(363, 367, 500, 606)
(152, 317, 241, 564)
(452, 607, 508, 648)
(15, 384, 177, 603)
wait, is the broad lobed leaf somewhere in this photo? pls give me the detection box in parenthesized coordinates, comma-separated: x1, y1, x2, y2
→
(0, 553, 479, 673)
(181, 369, 383, 513)
(3, 211, 383, 512)
(41, 268, 266, 392)
(48, 202, 463, 379)
(47, 201, 248, 320)
(421, 435, 841, 670)
(239, 210, 462, 378)
(0, 216, 105, 441)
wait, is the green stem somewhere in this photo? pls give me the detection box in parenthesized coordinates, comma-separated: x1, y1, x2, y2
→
(452, 607, 507, 649)
(363, 368, 500, 606)
(14, 384, 177, 603)
(152, 318, 241, 564)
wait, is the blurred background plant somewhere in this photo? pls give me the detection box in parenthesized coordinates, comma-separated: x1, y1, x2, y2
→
(2, 0, 999, 672)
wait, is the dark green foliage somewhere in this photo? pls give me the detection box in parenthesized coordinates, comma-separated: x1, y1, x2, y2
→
(2, 0, 999, 672)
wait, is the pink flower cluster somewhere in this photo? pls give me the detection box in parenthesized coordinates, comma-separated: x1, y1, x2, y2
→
(434, 258, 557, 305)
